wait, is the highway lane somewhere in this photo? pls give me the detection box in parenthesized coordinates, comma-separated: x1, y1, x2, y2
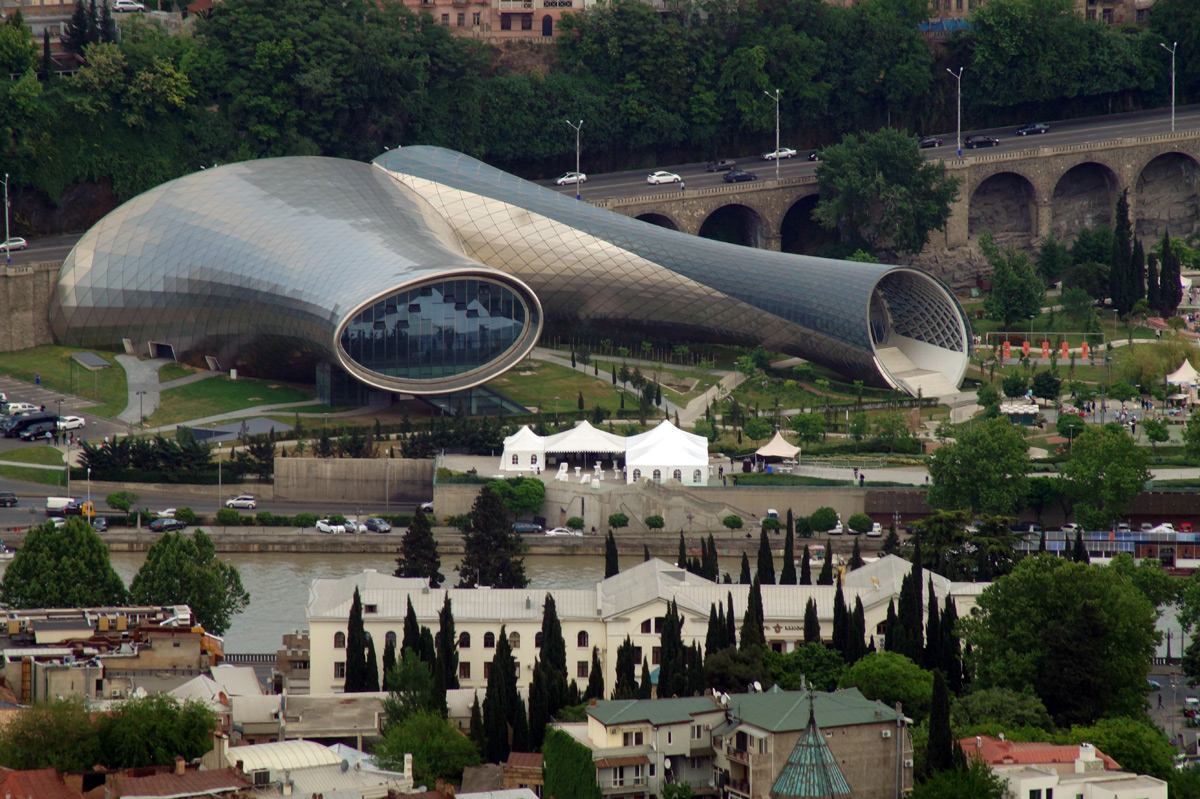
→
(7, 233, 79, 266)
(542, 104, 1200, 201)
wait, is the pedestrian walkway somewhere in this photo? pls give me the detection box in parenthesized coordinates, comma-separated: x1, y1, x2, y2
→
(139, 390, 391, 435)
(115, 354, 220, 425)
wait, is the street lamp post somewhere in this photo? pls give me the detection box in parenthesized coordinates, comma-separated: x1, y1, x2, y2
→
(86, 466, 91, 510)
(135, 389, 147, 426)
(946, 68, 963, 157)
(2, 173, 9, 266)
(764, 89, 781, 182)
(1156, 42, 1176, 131)
(565, 119, 583, 201)
(554, 395, 560, 425)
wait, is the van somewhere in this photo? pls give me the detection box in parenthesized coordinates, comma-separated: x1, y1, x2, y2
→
(2, 402, 36, 416)
(45, 497, 75, 517)
(2, 411, 57, 438)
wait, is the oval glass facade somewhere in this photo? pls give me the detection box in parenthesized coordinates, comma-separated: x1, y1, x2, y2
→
(339, 278, 529, 381)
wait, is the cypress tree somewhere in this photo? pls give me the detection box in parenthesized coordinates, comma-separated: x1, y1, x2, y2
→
(927, 670, 955, 774)
(688, 643, 705, 696)
(1111, 189, 1133, 315)
(459, 485, 528, 588)
(800, 545, 812, 585)
(726, 592, 737, 648)
(849, 538, 864, 570)
(881, 524, 901, 556)
(803, 597, 821, 645)
(612, 364, 617, 384)
(382, 634, 397, 690)
(86, 0, 98, 44)
(816, 552, 833, 585)
(469, 692, 484, 750)
(396, 507, 444, 587)
(612, 636, 638, 699)
(584, 646, 604, 700)
(365, 635, 380, 692)
(884, 599, 897, 652)
(942, 596, 963, 694)
(786, 508, 794, 538)
(437, 595, 459, 689)
(739, 578, 765, 651)
(678, 533, 688, 569)
(528, 660, 549, 750)
(644, 544, 651, 562)
(1038, 529, 1046, 553)
(689, 556, 702, 575)
(658, 600, 686, 697)
(739, 552, 751, 584)
(97, 0, 115, 42)
(924, 578, 941, 672)
(402, 597, 421, 657)
(1147, 253, 1161, 312)
(638, 657, 653, 699)
(756, 528, 776, 585)
(605, 531, 619, 578)
(540, 594, 568, 714)
(706, 534, 719, 581)
(1132, 237, 1146, 302)
(1160, 230, 1183, 315)
(63, 0, 89, 54)
(832, 582, 848, 659)
(482, 625, 525, 762)
(851, 597, 867, 664)
(780, 526, 797, 584)
(419, 628, 436, 667)
(344, 587, 368, 692)
(1073, 529, 1089, 563)
(706, 603, 723, 656)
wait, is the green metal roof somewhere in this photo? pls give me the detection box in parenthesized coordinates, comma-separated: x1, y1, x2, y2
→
(727, 688, 901, 733)
(588, 696, 720, 726)
(769, 700, 853, 799)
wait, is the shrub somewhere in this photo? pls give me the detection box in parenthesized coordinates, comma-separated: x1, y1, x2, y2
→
(256, 510, 274, 526)
(809, 507, 838, 532)
(328, 514, 347, 526)
(215, 508, 241, 526)
(106, 491, 139, 512)
(848, 513, 873, 534)
(174, 507, 196, 525)
(645, 515, 665, 530)
(608, 513, 629, 530)
(293, 512, 317, 529)
(380, 514, 414, 527)
(722, 515, 743, 531)
(762, 518, 781, 532)
(566, 516, 585, 530)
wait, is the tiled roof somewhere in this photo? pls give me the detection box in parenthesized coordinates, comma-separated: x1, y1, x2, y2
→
(588, 695, 720, 726)
(0, 768, 84, 799)
(111, 768, 248, 799)
(505, 752, 543, 770)
(958, 737, 1119, 770)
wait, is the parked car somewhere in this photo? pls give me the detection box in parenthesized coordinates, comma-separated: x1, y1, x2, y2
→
(646, 171, 681, 185)
(156, 508, 176, 518)
(1141, 522, 1155, 532)
(343, 517, 369, 534)
(1150, 523, 1176, 534)
(113, 0, 145, 11)
(867, 523, 883, 538)
(419, 501, 434, 515)
(364, 517, 392, 534)
(554, 172, 586, 186)
(1016, 122, 1050, 136)
(723, 169, 758, 183)
(1181, 523, 1195, 534)
(1061, 523, 1080, 534)
(512, 521, 544, 534)
(545, 527, 582, 537)
(149, 517, 186, 532)
(1116, 522, 1132, 533)
(706, 159, 737, 172)
(965, 135, 1000, 149)
(92, 516, 107, 532)
(225, 495, 257, 509)
(19, 422, 55, 441)
(3, 402, 37, 416)
(918, 136, 943, 148)
(0, 492, 16, 508)
(761, 147, 797, 161)
(57, 415, 86, 430)
(0, 237, 27, 252)
(316, 518, 345, 535)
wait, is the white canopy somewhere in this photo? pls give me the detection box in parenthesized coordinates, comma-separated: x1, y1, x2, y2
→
(500, 425, 544, 472)
(625, 420, 709, 486)
(755, 430, 800, 459)
(1167, 360, 1200, 387)
(542, 420, 626, 454)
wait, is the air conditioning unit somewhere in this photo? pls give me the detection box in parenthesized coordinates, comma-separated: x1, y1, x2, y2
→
(903, 759, 914, 768)
(111, 689, 120, 698)
(881, 729, 892, 738)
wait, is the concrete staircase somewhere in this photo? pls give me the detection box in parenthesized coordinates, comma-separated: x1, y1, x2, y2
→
(874, 347, 961, 400)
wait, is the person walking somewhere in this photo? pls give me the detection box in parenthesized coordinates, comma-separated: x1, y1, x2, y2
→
(679, 180, 685, 192)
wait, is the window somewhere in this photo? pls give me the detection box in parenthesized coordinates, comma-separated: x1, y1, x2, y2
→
(334, 662, 346, 679)
(509, 632, 521, 649)
(622, 731, 644, 746)
(500, 13, 511, 28)
(364, 604, 378, 614)
(632, 469, 641, 481)
(440, 12, 449, 24)
(633, 646, 642, 663)
(692, 724, 704, 740)
(459, 662, 471, 680)
(1028, 791, 1041, 799)
(173, 642, 181, 648)
(649, 764, 655, 777)
(673, 469, 681, 480)
(521, 14, 531, 29)
(484, 662, 492, 680)
(535, 632, 543, 648)
(693, 469, 702, 482)
(578, 631, 589, 647)
(484, 632, 496, 648)
(472, 11, 480, 23)
(385, 631, 397, 649)
(1101, 8, 1112, 22)
(758, 738, 768, 754)
(641, 620, 652, 634)
(578, 660, 589, 678)
(334, 632, 346, 649)
(771, 642, 783, 653)
(512, 454, 519, 464)
(531, 453, 538, 464)
(459, 632, 471, 648)
(652, 646, 661, 665)
(655, 617, 664, 633)
(955, 0, 961, 9)
(667, 731, 673, 745)
(1136, 8, 1145, 21)
(653, 469, 662, 481)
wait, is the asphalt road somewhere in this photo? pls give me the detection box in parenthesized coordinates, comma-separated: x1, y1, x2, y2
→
(541, 104, 1200, 201)
(6, 233, 80, 267)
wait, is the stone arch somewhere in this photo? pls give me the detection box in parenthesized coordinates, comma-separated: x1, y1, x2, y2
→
(635, 213, 679, 231)
(1050, 161, 1119, 243)
(1135, 152, 1200, 240)
(968, 171, 1035, 238)
(780, 194, 835, 255)
(698, 203, 767, 248)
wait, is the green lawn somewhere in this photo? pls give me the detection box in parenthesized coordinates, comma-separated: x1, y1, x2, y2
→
(148, 376, 316, 426)
(0, 447, 64, 466)
(487, 361, 637, 413)
(0, 464, 67, 487)
(732, 378, 852, 411)
(588, 357, 722, 403)
(0, 346, 127, 418)
(158, 362, 193, 382)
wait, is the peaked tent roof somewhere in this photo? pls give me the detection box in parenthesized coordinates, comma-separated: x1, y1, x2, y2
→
(769, 698, 853, 799)
(626, 420, 708, 468)
(542, 420, 626, 454)
(756, 430, 800, 459)
(502, 424, 545, 451)
(1167, 360, 1200, 386)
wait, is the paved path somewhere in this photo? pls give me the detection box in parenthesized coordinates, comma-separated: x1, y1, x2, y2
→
(115, 355, 221, 424)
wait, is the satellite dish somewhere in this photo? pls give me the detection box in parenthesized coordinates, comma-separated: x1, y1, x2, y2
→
(709, 781, 716, 789)
(720, 692, 730, 707)
(664, 758, 672, 771)
(752, 681, 762, 693)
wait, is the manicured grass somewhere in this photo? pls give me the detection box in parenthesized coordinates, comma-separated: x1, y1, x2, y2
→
(0, 447, 64, 466)
(148, 376, 317, 426)
(0, 345, 127, 418)
(731, 379, 852, 411)
(0, 464, 67, 487)
(487, 361, 637, 413)
(158, 362, 192, 382)
(588, 357, 722, 403)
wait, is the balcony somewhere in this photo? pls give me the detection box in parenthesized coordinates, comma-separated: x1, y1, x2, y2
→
(497, 0, 533, 9)
(727, 747, 750, 764)
(601, 777, 649, 795)
(726, 779, 751, 798)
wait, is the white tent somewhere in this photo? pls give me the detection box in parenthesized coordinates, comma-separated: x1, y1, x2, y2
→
(755, 430, 800, 460)
(542, 420, 626, 455)
(625, 420, 709, 486)
(1167, 360, 1200, 387)
(500, 425, 544, 472)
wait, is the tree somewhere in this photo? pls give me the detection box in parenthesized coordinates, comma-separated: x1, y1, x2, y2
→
(926, 671, 954, 774)
(964, 557, 1157, 727)
(343, 587, 369, 693)
(799, 545, 812, 585)
(0, 518, 129, 609)
(1159, 230, 1183, 316)
(482, 625, 526, 762)
(838, 651, 934, 724)
(723, 515, 744, 533)
(1036, 236, 1070, 285)
(1143, 418, 1169, 452)
(1061, 286, 1095, 327)
(927, 417, 1030, 516)
(605, 531, 619, 578)
(779, 526, 796, 585)
(458, 486, 528, 588)
(1000, 371, 1028, 400)
(849, 538, 865, 570)
(1147, 252, 1161, 313)
(874, 412, 914, 453)
(764, 643, 845, 692)
(608, 513, 629, 530)
(755, 529, 775, 585)
(848, 412, 869, 448)
(396, 507, 443, 588)
(106, 490, 139, 512)
(950, 687, 1053, 733)
(612, 636, 638, 700)
(813, 127, 960, 258)
(543, 728, 602, 799)
(1110, 190, 1134, 315)
(847, 513, 873, 534)
(488, 476, 546, 519)
(789, 412, 826, 443)
(1061, 425, 1149, 531)
(436, 594, 459, 692)
(1061, 717, 1177, 782)
(742, 416, 772, 445)
(538, 594, 568, 714)
(1107, 380, 1137, 408)
(738, 552, 751, 584)
(0, 697, 98, 770)
(739, 579, 765, 652)
(1030, 371, 1061, 403)
(129, 530, 249, 635)
(375, 710, 480, 784)
(809, 507, 839, 533)
(981, 233, 1045, 326)
(584, 646, 604, 700)
(817, 552, 833, 586)
(908, 758, 1005, 799)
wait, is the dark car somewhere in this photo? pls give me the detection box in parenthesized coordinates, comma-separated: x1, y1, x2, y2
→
(965, 135, 1000, 149)
(149, 517, 186, 532)
(19, 421, 56, 441)
(807, 152, 820, 162)
(1016, 122, 1049, 136)
(512, 521, 544, 534)
(706, 159, 736, 172)
(92, 516, 108, 532)
(918, 136, 943, 148)
(723, 169, 758, 183)
(0, 492, 16, 507)
(364, 517, 392, 534)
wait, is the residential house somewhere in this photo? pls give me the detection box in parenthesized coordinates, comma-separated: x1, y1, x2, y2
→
(0, 767, 85, 799)
(503, 753, 544, 797)
(960, 736, 1168, 799)
(203, 738, 413, 797)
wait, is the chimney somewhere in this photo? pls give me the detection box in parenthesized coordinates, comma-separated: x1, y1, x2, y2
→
(1076, 742, 1102, 773)
(404, 753, 413, 782)
(590, 698, 597, 707)
(436, 778, 445, 794)
(975, 736, 982, 749)
(174, 756, 185, 776)
(446, 785, 456, 798)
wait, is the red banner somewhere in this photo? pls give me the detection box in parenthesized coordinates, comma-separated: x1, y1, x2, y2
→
(1061, 341, 1069, 358)
(1002, 341, 1011, 359)
(1022, 341, 1030, 357)
(1082, 342, 1089, 359)
(1042, 341, 1050, 358)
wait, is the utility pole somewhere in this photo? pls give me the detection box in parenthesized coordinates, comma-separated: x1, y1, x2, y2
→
(763, 89, 781, 182)
(1160, 42, 1177, 133)
(565, 119, 583, 200)
(946, 68, 963, 157)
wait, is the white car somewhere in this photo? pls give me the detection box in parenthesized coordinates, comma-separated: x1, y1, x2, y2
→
(545, 527, 582, 537)
(646, 171, 681, 185)
(225, 495, 256, 509)
(113, 0, 145, 10)
(56, 415, 86, 430)
(1061, 523, 1080, 534)
(419, 501, 434, 514)
(156, 508, 176, 518)
(343, 517, 368, 534)
(554, 172, 586, 186)
(761, 147, 797, 161)
(1150, 523, 1176, 534)
(316, 518, 345, 535)
(0, 237, 27, 252)
(828, 522, 843, 535)
(867, 523, 883, 538)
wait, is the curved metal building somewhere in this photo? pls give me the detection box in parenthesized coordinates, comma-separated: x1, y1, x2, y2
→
(50, 147, 970, 397)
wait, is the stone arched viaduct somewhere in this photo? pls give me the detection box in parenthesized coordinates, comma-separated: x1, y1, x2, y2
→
(596, 130, 1200, 258)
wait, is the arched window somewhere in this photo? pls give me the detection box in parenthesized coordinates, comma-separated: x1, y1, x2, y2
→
(632, 469, 642, 481)
(512, 454, 519, 464)
(459, 632, 471, 649)
(535, 632, 543, 648)
(653, 469, 662, 482)
(484, 632, 496, 648)
(673, 469, 682, 480)
(334, 632, 346, 649)
(531, 454, 538, 464)
(577, 631, 589, 648)
(693, 469, 702, 482)
(509, 632, 521, 649)
(385, 631, 397, 649)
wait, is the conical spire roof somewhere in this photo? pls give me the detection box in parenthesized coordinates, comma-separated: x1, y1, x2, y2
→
(769, 693, 852, 799)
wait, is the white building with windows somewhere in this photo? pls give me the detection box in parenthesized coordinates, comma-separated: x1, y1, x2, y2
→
(303, 557, 982, 696)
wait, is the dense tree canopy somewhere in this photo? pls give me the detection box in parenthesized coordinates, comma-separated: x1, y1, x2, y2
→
(0, 518, 129, 609)
(927, 417, 1030, 516)
(1061, 424, 1149, 531)
(129, 530, 249, 635)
